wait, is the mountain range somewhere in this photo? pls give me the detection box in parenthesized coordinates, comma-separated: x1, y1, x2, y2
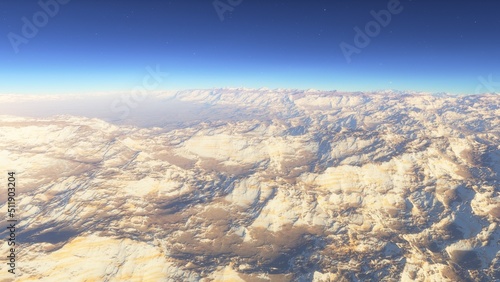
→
(0, 89, 499, 281)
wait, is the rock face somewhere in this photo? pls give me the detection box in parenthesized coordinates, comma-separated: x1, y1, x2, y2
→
(0, 89, 499, 281)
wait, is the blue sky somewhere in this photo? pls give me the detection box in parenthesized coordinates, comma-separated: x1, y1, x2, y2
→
(1, 0, 499, 94)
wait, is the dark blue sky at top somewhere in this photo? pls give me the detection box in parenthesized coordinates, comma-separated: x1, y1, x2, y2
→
(0, 0, 499, 94)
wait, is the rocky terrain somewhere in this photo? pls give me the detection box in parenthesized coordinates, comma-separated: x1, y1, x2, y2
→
(0, 89, 499, 281)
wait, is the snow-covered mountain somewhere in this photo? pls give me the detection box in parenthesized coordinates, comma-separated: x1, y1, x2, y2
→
(0, 89, 499, 281)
